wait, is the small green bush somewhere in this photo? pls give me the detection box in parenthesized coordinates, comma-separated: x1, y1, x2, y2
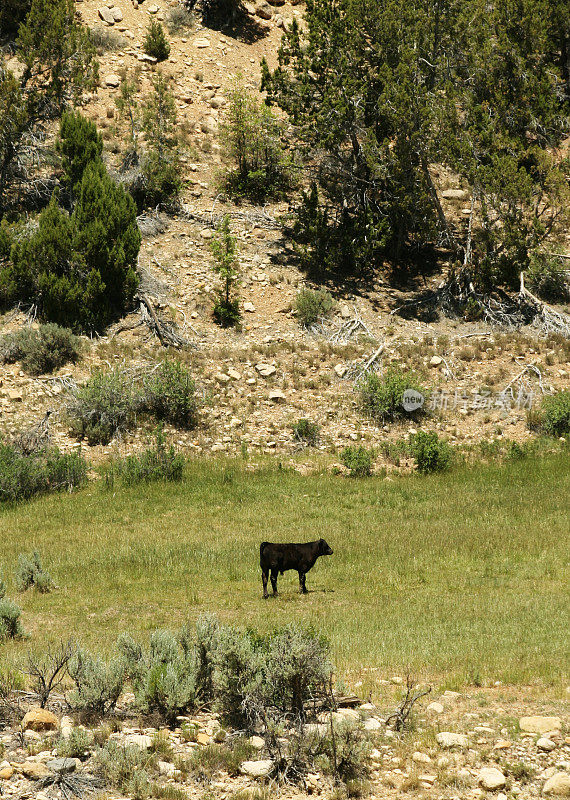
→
(340, 446, 373, 477)
(68, 648, 125, 715)
(165, 5, 194, 32)
(220, 80, 293, 202)
(95, 740, 151, 794)
(189, 738, 256, 779)
(540, 391, 570, 436)
(527, 252, 569, 303)
(118, 629, 197, 723)
(104, 429, 184, 487)
(295, 288, 335, 328)
(409, 431, 451, 474)
(57, 110, 103, 190)
(211, 626, 263, 727)
(0, 324, 81, 375)
(0, 597, 24, 641)
(141, 360, 198, 429)
(56, 727, 93, 759)
(143, 20, 170, 61)
(263, 626, 332, 716)
(292, 419, 320, 446)
(16, 551, 54, 593)
(358, 368, 426, 424)
(0, 444, 87, 504)
(67, 369, 139, 445)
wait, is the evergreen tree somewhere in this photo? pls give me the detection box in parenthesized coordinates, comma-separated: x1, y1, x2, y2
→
(57, 110, 103, 192)
(210, 215, 240, 327)
(140, 72, 181, 205)
(3, 164, 140, 331)
(0, 0, 97, 208)
(143, 19, 170, 62)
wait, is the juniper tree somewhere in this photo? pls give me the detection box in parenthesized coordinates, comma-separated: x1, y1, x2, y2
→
(57, 110, 103, 192)
(210, 215, 240, 327)
(0, 0, 97, 209)
(140, 71, 181, 205)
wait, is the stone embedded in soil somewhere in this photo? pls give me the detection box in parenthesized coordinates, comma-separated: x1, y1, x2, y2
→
(537, 737, 557, 751)
(427, 701, 444, 715)
(255, 362, 276, 377)
(98, 6, 115, 23)
(22, 708, 59, 732)
(240, 759, 274, 778)
(478, 767, 506, 790)
(436, 732, 468, 749)
(543, 773, 570, 797)
(519, 716, 562, 735)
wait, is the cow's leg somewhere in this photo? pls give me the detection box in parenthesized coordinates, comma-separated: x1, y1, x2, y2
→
(270, 569, 278, 596)
(262, 569, 269, 599)
(298, 571, 308, 594)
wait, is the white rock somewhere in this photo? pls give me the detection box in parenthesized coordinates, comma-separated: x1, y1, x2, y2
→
(255, 363, 276, 377)
(158, 760, 175, 777)
(269, 389, 286, 403)
(243, 302, 256, 312)
(436, 732, 468, 749)
(412, 752, 432, 765)
(538, 738, 557, 752)
(122, 734, 153, 750)
(240, 759, 274, 778)
(478, 767, 506, 790)
(111, 7, 123, 21)
(104, 74, 121, 88)
(520, 717, 562, 735)
(193, 37, 211, 47)
(430, 355, 443, 367)
(339, 303, 351, 319)
(427, 701, 444, 715)
(249, 736, 265, 750)
(334, 364, 347, 378)
(442, 188, 467, 200)
(363, 717, 382, 732)
(98, 6, 115, 23)
(543, 773, 570, 797)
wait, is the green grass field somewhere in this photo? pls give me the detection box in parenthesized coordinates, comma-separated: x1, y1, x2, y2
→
(1, 452, 569, 692)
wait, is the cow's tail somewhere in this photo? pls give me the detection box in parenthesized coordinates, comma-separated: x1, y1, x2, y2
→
(260, 542, 270, 561)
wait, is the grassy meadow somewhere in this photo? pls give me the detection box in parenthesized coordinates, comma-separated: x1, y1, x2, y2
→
(1, 451, 569, 693)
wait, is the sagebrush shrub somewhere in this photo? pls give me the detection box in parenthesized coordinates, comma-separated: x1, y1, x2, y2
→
(358, 368, 426, 424)
(292, 419, 320, 446)
(211, 626, 262, 727)
(0, 443, 87, 504)
(95, 740, 149, 793)
(141, 361, 198, 428)
(0, 324, 81, 375)
(540, 391, 570, 436)
(409, 431, 451, 473)
(16, 551, 54, 592)
(118, 629, 196, 722)
(104, 430, 184, 487)
(143, 20, 170, 61)
(263, 626, 332, 716)
(67, 369, 139, 445)
(0, 597, 24, 641)
(340, 446, 373, 477)
(295, 288, 335, 328)
(56, 727, 93, 759)
(68, 648, 125, 715)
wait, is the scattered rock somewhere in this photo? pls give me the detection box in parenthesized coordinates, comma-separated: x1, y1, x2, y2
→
(111, 7, 123, 21)
(197, 732, 210, 746)
(243, 301, 256, 312)
(537, 738, 557, 752)
(193, 37, 211, 48)
(21, 762, 52, 780)
(334, 364, 347, 378)
(98, 6, 115, 23)
(339, 303, 351, 319)
(363, 717, 382, 732)
(436, 732, 468, 749)
(430, 355, 443, 367)
(200, 228, 214, 239)
(249, 735, 265, 749)
(543, 773, 570, 797)
(22, 708, 59, 732)
(147, 3, 159, 11)
(493, 739, 512, 750)
(442, 188, 468, 200)
(104, 74, 121, 88)
(427, 701, 444, 715)
(0, 764, 14, 780)
(216, 373, 231, 384)
(122, 734, 152, 750)
(478, 767, 506, 790)
(255, 363, 276, 377)
(158, 760, 176, 777)
(412, 752, 432, 765)
(255, 1, 273, 18)
(227, 368, 241, 380)
(520, 717, 562, 735)
(269, 389, 286, 403)
(8, 389, 23, 402)
(240, 759, 274, 778)
(46, 758, 77, 775)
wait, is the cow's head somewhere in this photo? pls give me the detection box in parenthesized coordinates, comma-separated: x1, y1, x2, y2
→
(319, 538, 333, 556)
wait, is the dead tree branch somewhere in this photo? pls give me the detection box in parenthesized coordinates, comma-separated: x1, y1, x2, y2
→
(384, 675, 431, 732)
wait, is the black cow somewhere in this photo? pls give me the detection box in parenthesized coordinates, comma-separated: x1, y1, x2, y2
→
(260, 539, 333, 598)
